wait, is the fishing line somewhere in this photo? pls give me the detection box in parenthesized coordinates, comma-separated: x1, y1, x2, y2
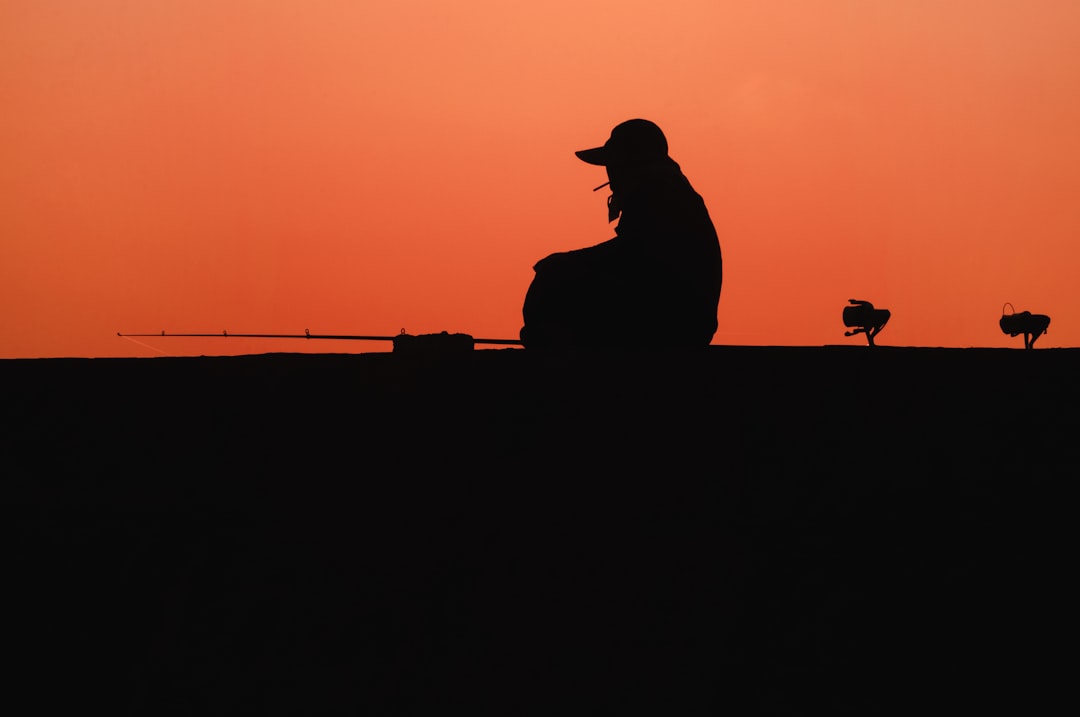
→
(119, 334, 169, 355)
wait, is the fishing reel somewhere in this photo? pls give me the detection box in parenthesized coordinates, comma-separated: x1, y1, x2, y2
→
(843, 299, 891, 347)
(391, 331, 476, 355)
(999, 303, 1050, 349)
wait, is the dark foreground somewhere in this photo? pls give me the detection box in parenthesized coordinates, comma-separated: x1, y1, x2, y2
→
(4, 346, 1077, 715)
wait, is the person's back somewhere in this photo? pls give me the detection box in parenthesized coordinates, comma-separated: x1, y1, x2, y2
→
(520, 119, 722, 349)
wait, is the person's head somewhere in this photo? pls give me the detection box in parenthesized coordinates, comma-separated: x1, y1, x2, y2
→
(575, 119, 670, 171)
(576, 119, 677, 219)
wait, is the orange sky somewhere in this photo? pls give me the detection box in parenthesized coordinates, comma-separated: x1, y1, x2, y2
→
(3, 1, 1079, 358)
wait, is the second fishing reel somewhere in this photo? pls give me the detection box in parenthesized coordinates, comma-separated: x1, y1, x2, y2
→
(999, 303, 1050, 349)
(843, 299, 891, 347)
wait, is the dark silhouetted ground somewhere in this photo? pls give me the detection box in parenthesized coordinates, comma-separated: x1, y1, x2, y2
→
(4, 346, 1076, 714)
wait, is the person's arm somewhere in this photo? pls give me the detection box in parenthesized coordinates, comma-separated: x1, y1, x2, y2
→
(534, 236, 621, 272)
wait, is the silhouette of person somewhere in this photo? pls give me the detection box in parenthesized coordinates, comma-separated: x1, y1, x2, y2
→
(520, 119, 722, 349)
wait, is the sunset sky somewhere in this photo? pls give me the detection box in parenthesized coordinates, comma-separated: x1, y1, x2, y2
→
(3, 1, 1079, 358)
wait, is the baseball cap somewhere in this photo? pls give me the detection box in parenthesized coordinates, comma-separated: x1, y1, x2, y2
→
(575, 119, 669, 167)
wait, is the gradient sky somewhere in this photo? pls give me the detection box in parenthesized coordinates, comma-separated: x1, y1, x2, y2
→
(3, 1, 1079, 358)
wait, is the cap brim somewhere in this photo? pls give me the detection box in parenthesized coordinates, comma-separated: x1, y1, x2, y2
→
(575, 147, 608, 165)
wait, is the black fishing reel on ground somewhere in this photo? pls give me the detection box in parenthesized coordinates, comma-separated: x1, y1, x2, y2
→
(843, 299, 891, 347)
(391, 330, 476, 355)
(999, 303, 1050, 349)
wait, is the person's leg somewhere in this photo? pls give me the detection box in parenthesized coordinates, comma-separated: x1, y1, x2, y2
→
(521, 260, 595, 349)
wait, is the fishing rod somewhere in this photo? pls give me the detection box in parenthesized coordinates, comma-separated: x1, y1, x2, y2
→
(117, 329, 523, 354)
